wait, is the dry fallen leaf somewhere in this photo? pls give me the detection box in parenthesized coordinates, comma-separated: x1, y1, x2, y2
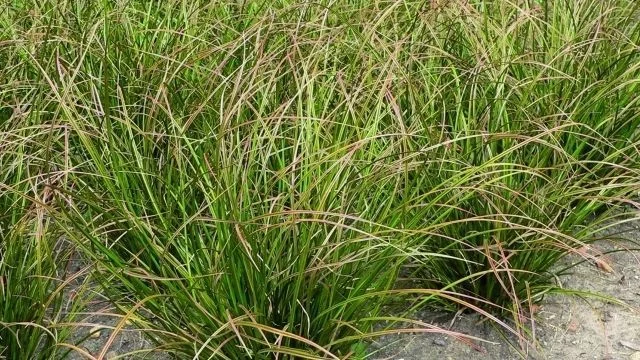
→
(595, 257, 614, 273)
(575, 245, 614, 273)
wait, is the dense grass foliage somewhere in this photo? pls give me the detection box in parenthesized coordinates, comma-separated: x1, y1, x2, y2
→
(399, 0, 640, 309)
(1, 0, 639, 358)
(0, 117, 72, 357)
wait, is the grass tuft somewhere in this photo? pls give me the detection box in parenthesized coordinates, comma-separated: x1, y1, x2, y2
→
(1, 0, 639, 358)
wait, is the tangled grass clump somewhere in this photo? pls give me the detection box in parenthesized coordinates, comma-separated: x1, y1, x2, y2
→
(1, 0, 639, 358)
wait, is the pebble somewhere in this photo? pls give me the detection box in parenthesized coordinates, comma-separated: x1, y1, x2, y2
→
(630, 352, 640, 360)
(89, 325, 102, 338)
(433, 338, 447, 346)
